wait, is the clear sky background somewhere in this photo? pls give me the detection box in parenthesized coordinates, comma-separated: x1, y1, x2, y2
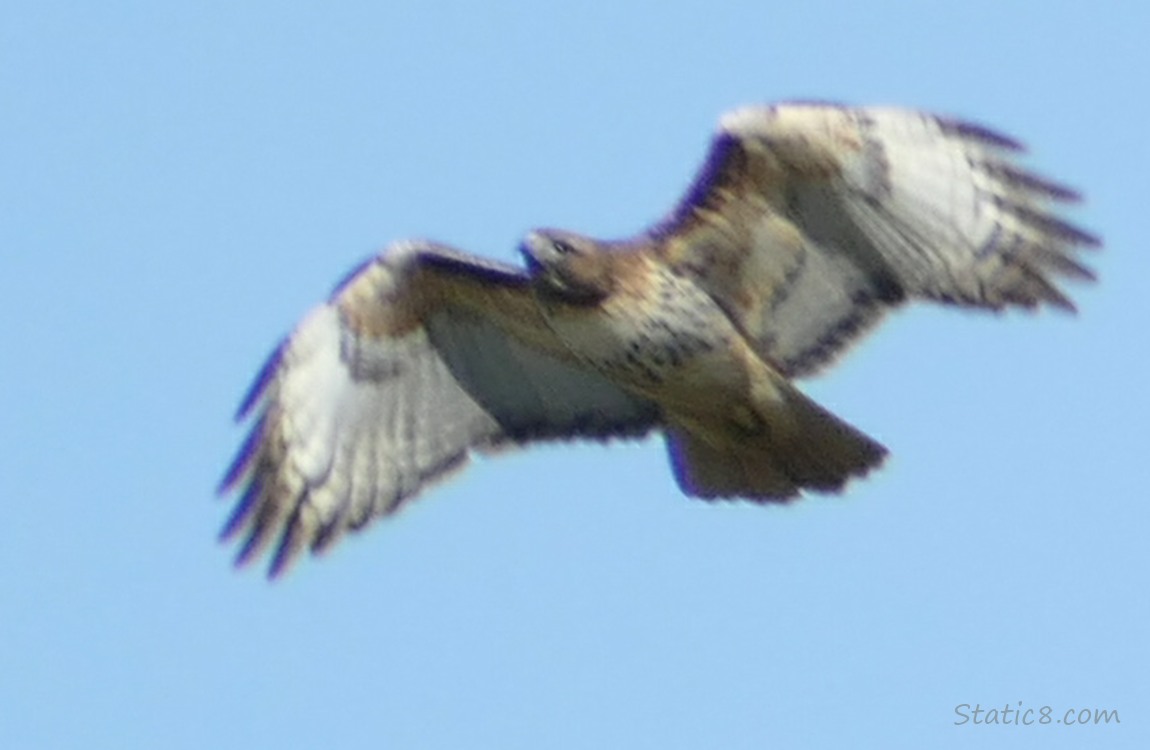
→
(2, 2, 1145, 748)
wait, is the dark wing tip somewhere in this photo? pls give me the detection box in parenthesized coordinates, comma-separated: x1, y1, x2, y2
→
(1010, 202, 1103, 249)
(232, 528, 266, 570)
(989, 162, 1085, 203)
(218, 477, 263, 541)
(1033, 275, 1079, 313)
(223, 469, 298, 571)
(1035, 247, 1098, 284)
(219, 471, 311, 579)
(217, 414, 267, 494)
(234, 340, 286, 422)
(266, 512, 308, 579)
(938, 117, 1026, 152)
(231, 503, 285, 571)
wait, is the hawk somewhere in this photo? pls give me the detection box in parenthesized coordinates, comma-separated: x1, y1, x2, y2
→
(220, 102, 1098, 576)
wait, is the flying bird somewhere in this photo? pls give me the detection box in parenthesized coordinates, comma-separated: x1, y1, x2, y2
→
(220, 102, 1098, 576)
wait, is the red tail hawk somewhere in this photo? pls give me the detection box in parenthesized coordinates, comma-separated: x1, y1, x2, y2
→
(220, 102, 1098, 576)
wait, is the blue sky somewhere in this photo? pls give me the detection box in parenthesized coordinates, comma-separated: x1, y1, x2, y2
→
(2, 2, 1145, 748)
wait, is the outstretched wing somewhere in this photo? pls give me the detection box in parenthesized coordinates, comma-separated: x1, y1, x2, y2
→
(654, 102, 1099, 377)
(220, 240, 660, 576)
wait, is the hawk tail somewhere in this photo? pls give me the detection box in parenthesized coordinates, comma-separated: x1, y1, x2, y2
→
(666, 382, 887, 501)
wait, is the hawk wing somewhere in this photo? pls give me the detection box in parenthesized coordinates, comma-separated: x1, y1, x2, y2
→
(220, 240, 659, 576)
(654, 103, 1099, 377)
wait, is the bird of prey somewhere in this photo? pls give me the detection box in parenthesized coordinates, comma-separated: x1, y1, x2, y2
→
(220, 102, 1098, 576)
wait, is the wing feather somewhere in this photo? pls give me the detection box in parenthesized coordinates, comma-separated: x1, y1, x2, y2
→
(220, 240, 660, 576)
(656, 102, 1098, 377)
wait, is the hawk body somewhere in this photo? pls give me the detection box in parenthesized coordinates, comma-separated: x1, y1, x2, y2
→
(222, 102, 1097, 575)
(520, 230, 888, 506)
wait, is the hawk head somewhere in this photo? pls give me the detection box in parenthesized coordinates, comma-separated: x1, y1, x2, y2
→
(520, 229, 615, 305)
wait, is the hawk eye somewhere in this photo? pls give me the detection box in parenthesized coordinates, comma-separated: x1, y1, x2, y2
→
(552, 239, 576, 256)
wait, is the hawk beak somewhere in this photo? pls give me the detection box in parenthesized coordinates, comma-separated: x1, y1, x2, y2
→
(519, 233, 545, 275)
